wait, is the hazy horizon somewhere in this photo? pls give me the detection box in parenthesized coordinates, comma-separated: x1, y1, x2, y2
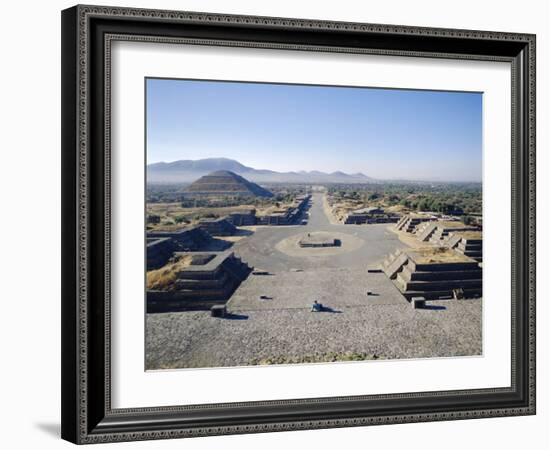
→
(146, 78, 483, 182)
(147, 157, 482, 184)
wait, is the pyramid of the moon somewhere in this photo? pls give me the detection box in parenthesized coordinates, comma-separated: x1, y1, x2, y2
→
(183, 170, 273, 198)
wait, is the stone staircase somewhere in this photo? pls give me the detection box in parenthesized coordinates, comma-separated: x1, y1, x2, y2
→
(446, 232, 483, 263)
(382, 249, 410, 279)
(428, 223, 479, 245)
(395, 215, 408, 230)
(395, 215, 433, 233)
(415, 222, 439, 242)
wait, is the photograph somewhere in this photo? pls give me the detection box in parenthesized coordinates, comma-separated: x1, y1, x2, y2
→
(56, 3, 537, 445)
(144, 78, 484, 370)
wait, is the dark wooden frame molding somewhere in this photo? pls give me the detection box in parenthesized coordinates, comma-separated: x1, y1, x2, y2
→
(61, 4, 536, 444)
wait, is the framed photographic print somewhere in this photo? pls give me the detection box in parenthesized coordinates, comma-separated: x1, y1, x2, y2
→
(61, 5, 536, 444)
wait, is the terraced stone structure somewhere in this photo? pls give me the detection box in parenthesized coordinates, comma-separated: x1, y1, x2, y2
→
(226, 209, 256, 226)
(417, 221, 479, 245)
(146, 226, 215, 269)
(344, 207, 399, 225)
(147, 237, 177, 270)
(198, 217, 237, 236)
(446, 231, 483, 263)
(147, 251, 252, 313)
(395, 214, 434, 233)
(382, 247, 482, 300)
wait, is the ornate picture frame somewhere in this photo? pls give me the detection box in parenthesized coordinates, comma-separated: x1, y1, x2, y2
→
(61, 5, 535, 444)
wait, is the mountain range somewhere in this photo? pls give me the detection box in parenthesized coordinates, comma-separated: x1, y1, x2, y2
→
(147, 158, 374, 184)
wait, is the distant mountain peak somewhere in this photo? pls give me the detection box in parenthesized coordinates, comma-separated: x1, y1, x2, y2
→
(147, 157, 373, 184)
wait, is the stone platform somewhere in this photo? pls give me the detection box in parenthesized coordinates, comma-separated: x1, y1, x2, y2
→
(382, 247, 482, 300)
(298, 234, 340, 248)
(446, 231, 483, 263)
(275, 231, 364, 257)
(147, 251, 252, 313)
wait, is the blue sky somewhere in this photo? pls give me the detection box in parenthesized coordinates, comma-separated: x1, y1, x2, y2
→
(146, 78, 482, 182)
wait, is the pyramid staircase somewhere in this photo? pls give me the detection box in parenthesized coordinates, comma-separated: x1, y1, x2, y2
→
(428, 223, 479, 245)
(395, 215, 433, 233)
(382, 249, 410, 279)
(415, 221, 439, 242)
(395, 215, 409, 230)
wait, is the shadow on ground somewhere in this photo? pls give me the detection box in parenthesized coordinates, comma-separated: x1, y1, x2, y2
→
(35, 423, 60, 438)
(317, 306, 342, 313)
(234, 228, 254, 237)
(223, 312, 249, 320)
(420, 304, 447, 311)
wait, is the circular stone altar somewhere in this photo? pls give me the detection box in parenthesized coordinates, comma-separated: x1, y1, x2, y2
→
(275, 231, 365, 257)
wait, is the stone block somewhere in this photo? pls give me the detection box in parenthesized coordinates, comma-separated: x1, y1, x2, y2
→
(210, 305, 226, 317)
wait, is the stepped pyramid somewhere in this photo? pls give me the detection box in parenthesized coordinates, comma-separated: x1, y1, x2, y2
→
(147, 251, 253, 312)
(382, 247, 482, 300)
(183, 170, 273, 198)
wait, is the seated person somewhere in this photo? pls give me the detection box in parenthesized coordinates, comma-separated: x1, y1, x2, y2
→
(311, 300, 323, 312)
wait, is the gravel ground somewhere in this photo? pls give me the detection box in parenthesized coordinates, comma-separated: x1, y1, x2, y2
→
(146, 298, 482, 369)
(228, 269, 407, 310)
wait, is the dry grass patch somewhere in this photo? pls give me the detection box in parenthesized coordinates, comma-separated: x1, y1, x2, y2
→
(409, 247, 473, 264)
(146, 254, 194, 290)
(453, 231, 482, 240)
(329, 199, 364, 222)
(386, 204, 409, 213)
(437, 220, 473, 229)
